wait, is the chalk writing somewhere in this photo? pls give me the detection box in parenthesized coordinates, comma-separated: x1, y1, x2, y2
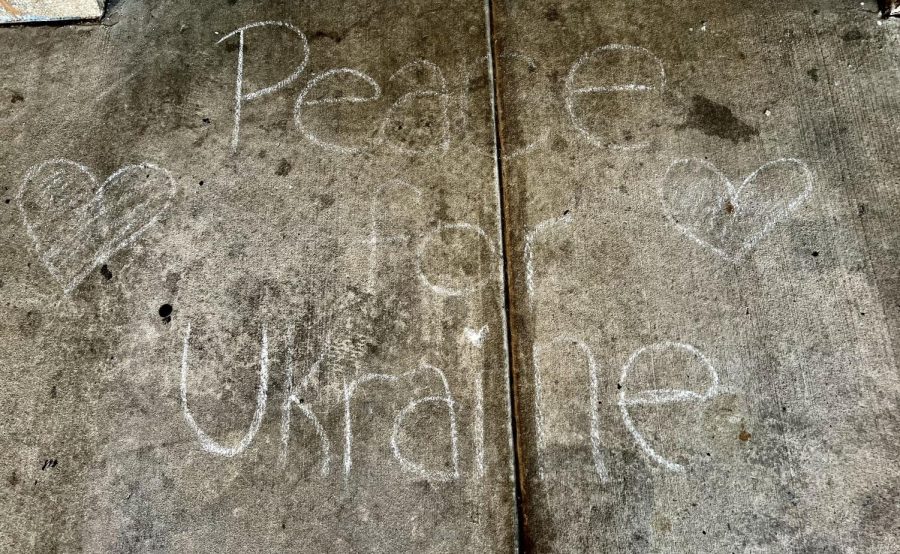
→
(17, 159, 175, 294)
(463, 325, 489, 477)
(532, 337, 608, 482)
(342, 372, 400, 476)
(416, 222, 497, 297)
(659, 158, 814, 261)
(11, 21, 800, 489)
(564, 44, 666, 150)
(178, 319, 468, 482)
(280, 325, 330, 475)
(208, 26, 679, 158)
(294, 68, 382, 153)
(390, 363, 460, 482)
(379, 59, 451, 154)
(464, 325, 489, 348)
(175, 317, 732, 481)
(617, 342, 719, 472)
(342, 365, 460, 482)
(524, 213, 573, 305)
(218, 21, 310, 151)
(180, 322, 270, 457)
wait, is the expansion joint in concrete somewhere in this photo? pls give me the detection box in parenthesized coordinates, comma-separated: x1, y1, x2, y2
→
(484, 0, 531, 551)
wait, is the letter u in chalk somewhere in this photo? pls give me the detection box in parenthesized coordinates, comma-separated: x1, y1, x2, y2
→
(180, 322, 269, 457)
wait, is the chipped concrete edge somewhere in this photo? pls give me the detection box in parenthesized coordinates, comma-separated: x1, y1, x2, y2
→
(881, 0, 900, 17)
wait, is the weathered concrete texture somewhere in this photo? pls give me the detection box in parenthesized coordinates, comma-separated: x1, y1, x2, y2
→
(4, 0, 900, 551)
(0, 0, 103, 24)
(490, 0, 900, 551)
(0, 1, 516, 551)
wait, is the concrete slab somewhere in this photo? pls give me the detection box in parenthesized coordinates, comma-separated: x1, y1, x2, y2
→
(488, 0, 900, 550)
(0, 1, 516, 551)
(0, 0, 103, 24)
(3, 0, 900, 551)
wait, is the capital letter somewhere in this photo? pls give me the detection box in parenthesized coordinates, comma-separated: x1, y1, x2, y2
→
(180, 322, 269, 457)
(218, 21, 310, 151)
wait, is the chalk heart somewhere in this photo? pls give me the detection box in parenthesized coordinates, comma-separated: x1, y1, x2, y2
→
(660, 158, 813, 261)
(17, 159, 176, 294)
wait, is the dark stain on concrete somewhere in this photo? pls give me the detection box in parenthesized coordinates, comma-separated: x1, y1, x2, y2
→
(311, 30, 342, 43)
(807, 68, 819, 82)
(312, 193, 335, 210)
(857, 481, 900, 547)
(275, 159, 292, 176)
(550, 136, 568, 152)
(679, 95, 759, 143)
(842, 28, 866, 42)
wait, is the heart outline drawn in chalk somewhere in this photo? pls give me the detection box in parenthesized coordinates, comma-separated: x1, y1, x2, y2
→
(658, 158, 814, 262)
(17, 159, 176, 294)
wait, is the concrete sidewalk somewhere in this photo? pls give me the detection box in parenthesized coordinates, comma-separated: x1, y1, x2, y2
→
(491, 0, 900, 551)
(1, 0, 899, 552)
(0, 1, 515, 551)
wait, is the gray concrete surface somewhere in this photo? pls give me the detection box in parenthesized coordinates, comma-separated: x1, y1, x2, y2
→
(490, 0, 900, 551)
(2, 0, 900, 552)
(0, 1, 515, 551)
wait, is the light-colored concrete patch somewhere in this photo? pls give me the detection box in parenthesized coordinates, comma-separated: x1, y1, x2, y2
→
(0, 0, 103, 24)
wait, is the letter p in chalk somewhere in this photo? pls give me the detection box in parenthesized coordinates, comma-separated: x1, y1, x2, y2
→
(218, 21, 310, 152)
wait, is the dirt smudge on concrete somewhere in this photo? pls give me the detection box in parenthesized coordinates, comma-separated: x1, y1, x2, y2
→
(679, 95, 759, 143)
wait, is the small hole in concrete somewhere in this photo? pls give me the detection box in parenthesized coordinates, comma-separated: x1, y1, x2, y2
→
(159, 304, 173, 323)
